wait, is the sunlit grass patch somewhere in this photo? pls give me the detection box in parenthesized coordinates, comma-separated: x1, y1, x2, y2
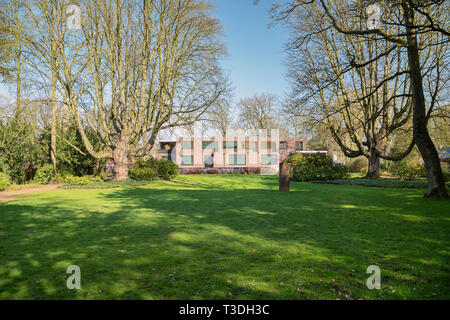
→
(0, 174, 449, 299)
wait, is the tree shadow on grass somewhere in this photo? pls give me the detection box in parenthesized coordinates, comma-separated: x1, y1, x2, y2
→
(0, 178, 449, 300)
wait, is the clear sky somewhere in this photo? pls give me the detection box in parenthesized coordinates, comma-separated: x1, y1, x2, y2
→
(0, 1, 290, 103)
(213, 0, 290, 103)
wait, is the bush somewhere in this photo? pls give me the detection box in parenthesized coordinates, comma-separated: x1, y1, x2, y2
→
(34, 164, 55, 184)
(283, 152, 305, 166)
(393, 162, 426, 181)
(129, 157, 179, 181)
(53, 174, 104, 185)
(0, 172, 11, 191)
(291, 153, 349, 182)
(129, 166, 158, 181)
(158, 158, 179, 180)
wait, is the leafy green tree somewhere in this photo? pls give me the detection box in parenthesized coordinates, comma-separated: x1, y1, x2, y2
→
(0, 117, 45, 183)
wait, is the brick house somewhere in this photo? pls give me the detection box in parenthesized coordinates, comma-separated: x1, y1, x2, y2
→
(156, 136, 308, 174)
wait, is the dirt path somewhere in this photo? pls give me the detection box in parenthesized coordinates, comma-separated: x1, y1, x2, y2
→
(0, 184, 61, 203)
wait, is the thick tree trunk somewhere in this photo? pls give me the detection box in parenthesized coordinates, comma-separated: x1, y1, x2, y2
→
(366, 149, 380, 179)
(113, 137, 129, 181)
(403, 4, 448, 199)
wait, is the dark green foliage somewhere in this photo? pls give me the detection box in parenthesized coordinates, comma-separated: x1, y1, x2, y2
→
(129, 157, 179, 181)
(129, 166, 158, 181)
(0, 118, 45, 183)
(33, 164, 54, 184)
(158, 158, 179, 180)
(291, 153, 349, 181)
(40, 125, 103, 176)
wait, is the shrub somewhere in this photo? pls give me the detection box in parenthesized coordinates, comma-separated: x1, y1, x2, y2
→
(158, 158, 179, 180)
(129, 166, 158, 181)
(393, 162, 426, 181)
(283, 152, 305, 166)
(129, 159, 157, 181)
(0, 172, 11, 190)
(50, 173, 104, 185)
(34, 164, 54, 184)
(291, 153, 349, 182)
(329, 164, 350, 179)
(129, 157, 179, 181)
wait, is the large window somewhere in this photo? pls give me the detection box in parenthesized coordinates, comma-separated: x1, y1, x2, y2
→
(229, 154, 246, 165)
(180, 141, 193, 150)
(202, 141, 218, 151)
(260, 141, 277, 152)
(261, 154, 278, 165)
(223, 141, 238, 152)
(241, 141, 258, 152)
(181, 155, 193, 166)
(295, 141, 304, 151)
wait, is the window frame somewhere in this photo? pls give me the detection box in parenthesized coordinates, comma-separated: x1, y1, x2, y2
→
(180, 141, 193, 150)
(181, 155, 194, 166)
(229, 154, 246, 165)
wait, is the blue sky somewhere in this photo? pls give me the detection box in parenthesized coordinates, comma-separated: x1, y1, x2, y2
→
(213, 0, 290, 102)
(0, 1, 290, 103)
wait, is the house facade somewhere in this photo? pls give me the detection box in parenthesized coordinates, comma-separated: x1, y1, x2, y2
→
(156, 136, 308, 174)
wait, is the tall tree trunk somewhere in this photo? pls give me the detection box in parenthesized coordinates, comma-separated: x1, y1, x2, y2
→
(113, 136, 129, 181)
(15, 56, 21, 117)
(366, 149, 380, 179)
(50, 39, 57, 175)
(14, 1, 21, 118)
(403, 4, 448, 199)
(51, 60, 57, 175)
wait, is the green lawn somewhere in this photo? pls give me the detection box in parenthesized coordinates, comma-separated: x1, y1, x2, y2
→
(0, 175, 449, 299)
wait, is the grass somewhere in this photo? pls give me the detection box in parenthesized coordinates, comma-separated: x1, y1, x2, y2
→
(312, 177, 440, 188)
(313, 176, 450, 189)
(0, 174, 449, 300)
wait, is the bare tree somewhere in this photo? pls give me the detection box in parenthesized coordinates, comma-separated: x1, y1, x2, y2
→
(237, 93, 281, 131)
(275, 0, 449, 198)
(206, 94, 235, 136)
(14, 0, 227, 180)
(283, 4, 420, 177)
